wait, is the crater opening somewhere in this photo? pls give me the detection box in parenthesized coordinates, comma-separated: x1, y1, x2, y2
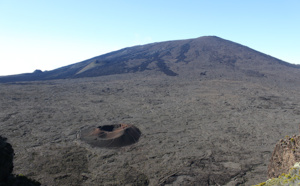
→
(98, 125, 118, 132)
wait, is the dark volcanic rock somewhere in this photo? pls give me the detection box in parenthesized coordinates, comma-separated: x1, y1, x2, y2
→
(1, 74, 300, 185)
(0, 136, 14, 182)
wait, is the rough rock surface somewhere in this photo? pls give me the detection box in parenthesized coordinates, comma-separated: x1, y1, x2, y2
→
(268, 135, 300, 179)
(1, 75, 300, 185)
(0, 136, 14, 182)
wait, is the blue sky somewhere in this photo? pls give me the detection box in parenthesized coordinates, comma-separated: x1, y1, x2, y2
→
(0, 0, 299, 76)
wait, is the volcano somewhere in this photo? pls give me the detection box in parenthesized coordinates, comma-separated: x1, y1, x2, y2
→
(0, 36, 299, 83)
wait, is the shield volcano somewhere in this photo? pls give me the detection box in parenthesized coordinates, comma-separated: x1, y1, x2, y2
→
(79, 124, 141, 148)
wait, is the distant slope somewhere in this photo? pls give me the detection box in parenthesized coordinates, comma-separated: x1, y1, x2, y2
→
(0, 36, 299, 83)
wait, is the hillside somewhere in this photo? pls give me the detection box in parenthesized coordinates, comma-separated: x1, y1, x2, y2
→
(0, 36, 299, 83)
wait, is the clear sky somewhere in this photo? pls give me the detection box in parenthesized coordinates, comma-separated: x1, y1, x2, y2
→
(0, 0, 299, 76)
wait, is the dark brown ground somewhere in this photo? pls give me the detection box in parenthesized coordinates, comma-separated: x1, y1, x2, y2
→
(1, 72, 300, 185)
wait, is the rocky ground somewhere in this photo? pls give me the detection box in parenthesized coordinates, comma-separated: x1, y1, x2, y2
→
(1, 73, 300, 185)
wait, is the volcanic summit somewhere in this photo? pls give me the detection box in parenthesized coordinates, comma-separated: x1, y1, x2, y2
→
(0, 36, 299, 83)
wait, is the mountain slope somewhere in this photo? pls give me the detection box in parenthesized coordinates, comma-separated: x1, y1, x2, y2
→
(0, 36, 299, 83)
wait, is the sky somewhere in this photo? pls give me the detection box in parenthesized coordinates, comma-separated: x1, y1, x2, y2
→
(0, 0, 299, 76)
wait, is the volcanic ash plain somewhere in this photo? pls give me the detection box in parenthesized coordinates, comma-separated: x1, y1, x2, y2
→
(1, 74, 300, 185)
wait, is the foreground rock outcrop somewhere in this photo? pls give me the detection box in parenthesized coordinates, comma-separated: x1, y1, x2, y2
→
(268, 135, 300, 179)
(0, 136, 14, 183)
(0, 136, 40, 186)
(254, 134, 300, 185)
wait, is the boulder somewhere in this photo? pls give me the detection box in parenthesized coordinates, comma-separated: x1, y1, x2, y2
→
(268, 135, 300, 179)
(0, 136, 14, 182)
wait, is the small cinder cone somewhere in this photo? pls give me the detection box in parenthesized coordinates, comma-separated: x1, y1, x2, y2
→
(79, 124, 141, 148)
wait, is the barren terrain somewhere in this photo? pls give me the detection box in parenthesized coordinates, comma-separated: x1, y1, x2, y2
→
(1, 36, 300, 185)
(1, 72, 300, 185)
